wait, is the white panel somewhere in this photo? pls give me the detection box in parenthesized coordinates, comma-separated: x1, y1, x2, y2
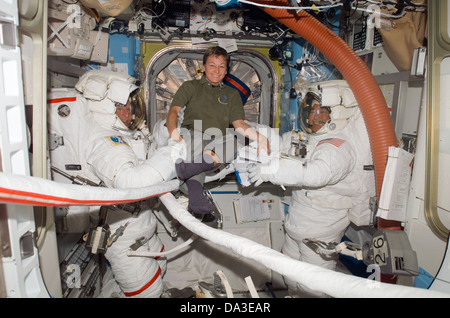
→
(0, 0, 48, 298)
(430, 240, 450, 293)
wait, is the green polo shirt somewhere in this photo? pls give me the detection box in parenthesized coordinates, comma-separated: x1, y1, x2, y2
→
(171, 76, 245, 135)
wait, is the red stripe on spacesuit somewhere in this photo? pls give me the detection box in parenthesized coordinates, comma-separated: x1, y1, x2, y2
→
(317, 138, 345, 148)
(123, 266, 162, 297)
(154, 245, 165, 260)
(47, 97, 77, 104)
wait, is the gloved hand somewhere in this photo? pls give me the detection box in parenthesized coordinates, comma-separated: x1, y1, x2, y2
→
(247, 157, 281, 186)
(247, 163, 264, 186)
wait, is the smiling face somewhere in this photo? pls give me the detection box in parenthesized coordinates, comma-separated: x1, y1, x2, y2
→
(202, 54, 228, 86)
(308, 102, 330, 133)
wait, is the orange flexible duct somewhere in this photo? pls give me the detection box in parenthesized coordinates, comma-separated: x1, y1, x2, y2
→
(258, 0, 402, 282)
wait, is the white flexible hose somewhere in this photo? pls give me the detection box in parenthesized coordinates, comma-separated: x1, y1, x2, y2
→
(127, 234, 198, 257)
(0, 172, 448, 298)
(0, 172, 179, 206)
(159, 192, 450, 298)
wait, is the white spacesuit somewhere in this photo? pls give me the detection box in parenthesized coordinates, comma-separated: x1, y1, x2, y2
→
(248, 80, 376, 297)
(48, 70, 185, 297)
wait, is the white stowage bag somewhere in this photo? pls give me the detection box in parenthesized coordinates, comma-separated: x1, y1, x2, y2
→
(79, 0, 133, 17)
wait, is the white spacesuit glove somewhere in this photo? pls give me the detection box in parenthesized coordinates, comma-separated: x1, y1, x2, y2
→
(247, 157, 280, 186)
(247, 163, 264, 186)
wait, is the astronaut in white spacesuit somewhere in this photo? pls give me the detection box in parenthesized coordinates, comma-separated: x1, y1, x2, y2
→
(247, 80, 376, 297)
(49, 70, 185, 297)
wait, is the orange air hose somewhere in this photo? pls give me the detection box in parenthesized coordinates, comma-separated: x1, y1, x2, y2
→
(258, 1, 402, 281)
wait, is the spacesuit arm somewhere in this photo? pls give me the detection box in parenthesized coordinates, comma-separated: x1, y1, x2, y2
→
(87, 136, 185, 189)
(113, 142, 185, 188)
(260, 140, 356, 188)
(113, 162, 165, 188)
(301, 141, 356, 187)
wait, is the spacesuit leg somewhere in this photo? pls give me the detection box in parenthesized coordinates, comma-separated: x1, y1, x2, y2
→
(282, 232, 339, 298)
(146, 232, 167, 277)
(281, 233, 302, 296)
(282, 208, 349, 298)
(104, 207, 166, 298)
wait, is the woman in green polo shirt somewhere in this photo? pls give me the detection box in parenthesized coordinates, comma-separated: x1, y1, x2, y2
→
(166, 46, 270, 215)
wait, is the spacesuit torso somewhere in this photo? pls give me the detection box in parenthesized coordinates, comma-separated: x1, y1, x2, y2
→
(278, 108, 375, 241)
(83, 113, 150, 187)
(47, 89, 168, 189)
